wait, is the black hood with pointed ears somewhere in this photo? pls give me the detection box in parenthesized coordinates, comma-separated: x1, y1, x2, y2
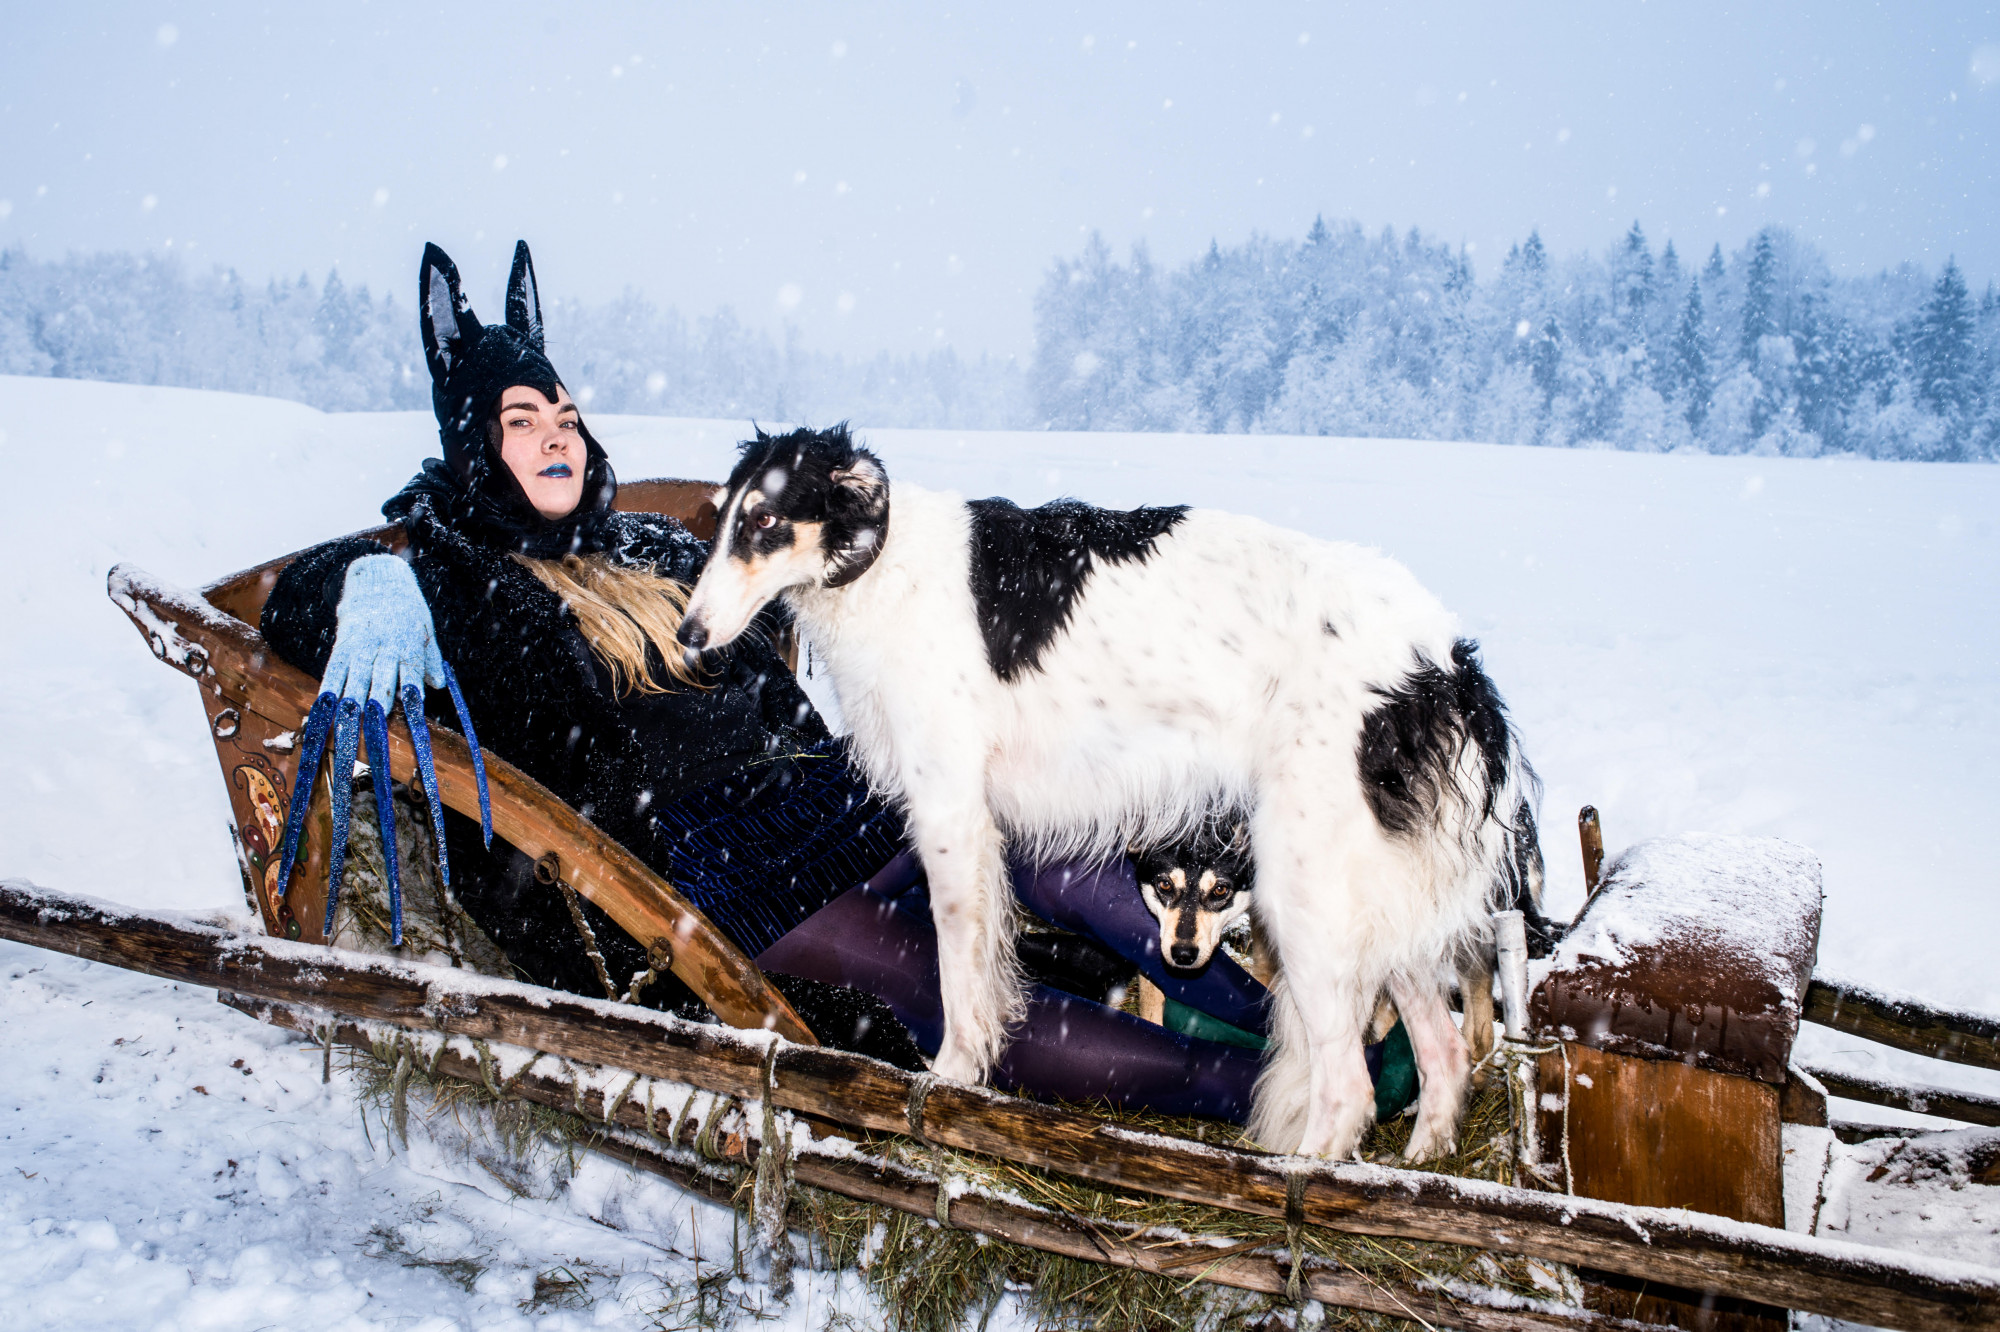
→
(403, 240, 618, 556)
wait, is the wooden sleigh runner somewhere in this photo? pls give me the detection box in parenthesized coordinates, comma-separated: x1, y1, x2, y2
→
(4, 481, 1999, 1331)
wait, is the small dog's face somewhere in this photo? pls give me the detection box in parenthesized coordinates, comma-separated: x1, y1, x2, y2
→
(677, 428, 890, 654)
(1133, 820, 1254, 972)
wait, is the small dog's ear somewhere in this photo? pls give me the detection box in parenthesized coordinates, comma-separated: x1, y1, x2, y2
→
(419, 243, 483, 386)
(504, 240, 544, 349)
(823, 446, 890, 588)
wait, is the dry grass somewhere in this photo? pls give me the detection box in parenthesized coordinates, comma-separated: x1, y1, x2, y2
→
(341, 1033, 1559, 1332)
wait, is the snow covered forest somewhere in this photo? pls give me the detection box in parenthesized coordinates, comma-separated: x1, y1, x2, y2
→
(1034, 220, 1999, 460)
(4, 217, 1995, 459)
(0, 249, 1026, 429)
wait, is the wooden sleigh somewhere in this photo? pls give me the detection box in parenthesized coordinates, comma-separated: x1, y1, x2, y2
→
(4, 480, 1999, 1331)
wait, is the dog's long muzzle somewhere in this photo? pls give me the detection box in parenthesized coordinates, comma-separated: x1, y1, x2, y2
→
(1165, 908, 1209, 971)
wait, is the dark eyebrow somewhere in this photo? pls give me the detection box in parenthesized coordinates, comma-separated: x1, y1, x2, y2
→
(499, 399, 545, 415)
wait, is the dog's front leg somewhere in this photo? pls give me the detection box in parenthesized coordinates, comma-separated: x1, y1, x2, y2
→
(905, 788, 1022, 1084)
(1389, 973, 1473, 1162)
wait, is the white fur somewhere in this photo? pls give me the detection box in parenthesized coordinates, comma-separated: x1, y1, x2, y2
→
(685, 480, 1533, 1160)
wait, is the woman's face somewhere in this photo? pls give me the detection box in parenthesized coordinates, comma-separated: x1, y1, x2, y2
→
(496, 384, 587, 519)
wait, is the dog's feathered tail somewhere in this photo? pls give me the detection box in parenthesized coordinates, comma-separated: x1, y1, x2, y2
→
(1358, 638, 1551, 960)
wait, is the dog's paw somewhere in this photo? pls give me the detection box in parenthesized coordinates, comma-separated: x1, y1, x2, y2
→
(928, 1045, 987, 1085)
(1402, 1116, 1459, 1164)
(1295, 1097, 1373, 1161)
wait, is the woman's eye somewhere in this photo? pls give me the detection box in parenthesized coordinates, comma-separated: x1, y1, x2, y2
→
(756, 513, 778, 529)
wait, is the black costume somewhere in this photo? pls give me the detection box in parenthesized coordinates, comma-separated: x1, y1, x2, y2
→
(263, 242, 914, 1064)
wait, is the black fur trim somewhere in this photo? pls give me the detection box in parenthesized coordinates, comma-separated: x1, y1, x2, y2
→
(965, 497, 1188, 681)
(1016, 929, 1136, 1006)
(1357, 639, 1511, 837)
(764, 972, 928, 1070)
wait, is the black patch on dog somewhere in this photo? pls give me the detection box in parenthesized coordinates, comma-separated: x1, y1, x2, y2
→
(966, 497, 1187, 680)
(1357, 639, 1512, 837)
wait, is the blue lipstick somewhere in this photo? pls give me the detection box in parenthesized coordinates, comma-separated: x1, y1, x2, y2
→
(538, 463, 573, 478)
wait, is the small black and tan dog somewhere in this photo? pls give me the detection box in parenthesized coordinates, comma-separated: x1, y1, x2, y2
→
(1133, 814, 1255, 972)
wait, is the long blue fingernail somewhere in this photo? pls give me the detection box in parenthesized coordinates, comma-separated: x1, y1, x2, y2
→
(276, 693, 337, 900)
(403, 683, 450, 889)
(443, 661, 492, 847)
(363, 698, 403, 947)
(322, 696, 362, 938)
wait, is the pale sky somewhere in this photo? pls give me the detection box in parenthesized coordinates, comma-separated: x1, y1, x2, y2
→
(4, 2, 1996, 357)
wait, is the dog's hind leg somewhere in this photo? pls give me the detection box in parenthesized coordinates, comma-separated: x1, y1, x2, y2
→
(1390, 972, 1473, 1162)
(1247, 796, 1382, 1160)
(1248, 967, 1374, 1158)
(1246, 972, 1312, 1152)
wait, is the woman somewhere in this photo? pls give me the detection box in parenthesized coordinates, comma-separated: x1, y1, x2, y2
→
(264, 240, 1281, 1121)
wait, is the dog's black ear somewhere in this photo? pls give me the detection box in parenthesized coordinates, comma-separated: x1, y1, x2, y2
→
(822, 445, 890, 588)
(504, 240, 544, 349)
(419, 243, 484, 386)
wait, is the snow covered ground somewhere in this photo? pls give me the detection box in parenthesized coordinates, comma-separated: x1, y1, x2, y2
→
(4, 374, 1998, 1326)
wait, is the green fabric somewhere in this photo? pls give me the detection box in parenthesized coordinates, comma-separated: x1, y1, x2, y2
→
(1374, 1019, 1419, 1122)
(1156, 997, 1418, 1123)
(1160, 996, 1268, 1050)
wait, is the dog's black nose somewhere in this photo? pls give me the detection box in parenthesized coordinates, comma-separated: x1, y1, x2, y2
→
(1169, 943, 1200, 968)
(676, 619, 708, 651)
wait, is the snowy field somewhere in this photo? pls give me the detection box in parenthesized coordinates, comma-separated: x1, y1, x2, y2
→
(3, 374, 1998, 1327)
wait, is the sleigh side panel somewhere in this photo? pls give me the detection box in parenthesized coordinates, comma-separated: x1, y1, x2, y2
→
(108, 547, 814, 1044)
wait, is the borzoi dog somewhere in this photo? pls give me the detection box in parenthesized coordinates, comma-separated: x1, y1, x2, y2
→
(677, 426, 1541, 1161)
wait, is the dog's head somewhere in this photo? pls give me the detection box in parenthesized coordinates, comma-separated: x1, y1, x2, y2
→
(676, 425, 890, 654)
(1132, 817, 1254, 972)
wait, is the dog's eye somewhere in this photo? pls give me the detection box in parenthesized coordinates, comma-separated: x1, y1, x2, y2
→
(756, 512, 777, 529)
(1209, 879, 1234, 898)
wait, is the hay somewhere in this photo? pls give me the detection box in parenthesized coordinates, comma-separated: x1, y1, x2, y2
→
(776, 1082, 1556, 1332)
(334, 780, 513, 977)
(327, 817, 1571, 1328)
(340, 1033, 1570, 1332)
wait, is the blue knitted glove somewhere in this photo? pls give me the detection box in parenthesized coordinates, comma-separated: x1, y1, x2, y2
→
(275, 554, 491, 945)
(324, 554, 448, 713)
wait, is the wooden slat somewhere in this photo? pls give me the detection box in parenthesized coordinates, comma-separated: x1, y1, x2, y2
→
(4, 884, 1996, 1332)
(106, 563, 814, 1045)
(233, 994, 1674, 1332)
(1805, 978, 2000, 1074)
(1802, 1065, 2000, 1129)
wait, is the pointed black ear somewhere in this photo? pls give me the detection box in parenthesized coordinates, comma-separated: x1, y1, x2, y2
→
(504, 240, 544, 349)
(419, 242, 484, 386)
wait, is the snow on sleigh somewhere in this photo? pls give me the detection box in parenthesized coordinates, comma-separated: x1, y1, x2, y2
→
(3, 479, 1998, 1331)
